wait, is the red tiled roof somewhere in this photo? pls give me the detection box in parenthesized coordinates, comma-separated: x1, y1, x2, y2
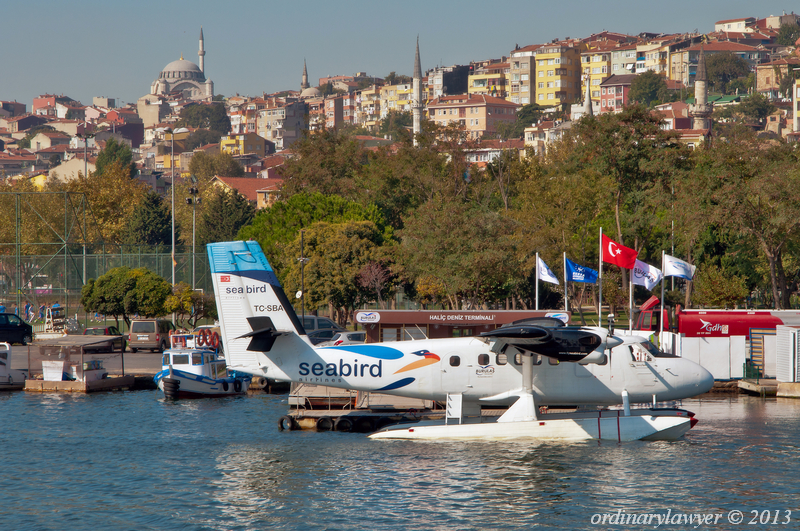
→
(213, 176, 283, 202)
(688, 41, 759, 52)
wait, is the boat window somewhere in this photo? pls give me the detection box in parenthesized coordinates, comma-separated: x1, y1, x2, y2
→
(192, 353, 202, 365)
(162, 354, 169, 366)
(172, 354, 190, 365)
(514, 352, 522, 366)
(478, 354, 490, 366)
(449, 355, 460, 367)
(0, 352, 7, 360)
(549, 357, 560, 366)
(496, 352, 507, 365)
(533, 355, 542, 365)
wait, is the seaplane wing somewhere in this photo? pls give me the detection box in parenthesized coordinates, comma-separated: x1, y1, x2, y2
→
(480, 325, 605, 362)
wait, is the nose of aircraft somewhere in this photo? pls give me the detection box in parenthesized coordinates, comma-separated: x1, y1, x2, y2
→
(674, 357, 714, 396)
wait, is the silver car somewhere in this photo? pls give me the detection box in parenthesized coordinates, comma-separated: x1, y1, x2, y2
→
(317, 331, 367, 347)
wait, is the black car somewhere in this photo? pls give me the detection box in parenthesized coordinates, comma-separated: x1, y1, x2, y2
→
(0, 313, 33, 345)
(307, 328, 341, 345)
(83, 326, 126, 353)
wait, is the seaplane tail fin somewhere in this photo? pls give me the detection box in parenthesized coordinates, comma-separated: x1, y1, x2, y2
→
(208, 241, 312, 375)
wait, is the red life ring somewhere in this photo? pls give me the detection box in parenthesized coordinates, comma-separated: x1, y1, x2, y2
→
(211, 332, 220, 349)
(198, 329, 209, 346)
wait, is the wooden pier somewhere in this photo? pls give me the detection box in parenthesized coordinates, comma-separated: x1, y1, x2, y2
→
(24, 375, 136, 393)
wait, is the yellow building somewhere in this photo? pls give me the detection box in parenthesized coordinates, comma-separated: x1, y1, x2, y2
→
(581, 42, 616, 105)
(220, 132, 268, 157)
(356, 85, 382, 130)
(379, 83, 413, 118)
(534, 41, 585, 106)
(468, 60, 509, 98)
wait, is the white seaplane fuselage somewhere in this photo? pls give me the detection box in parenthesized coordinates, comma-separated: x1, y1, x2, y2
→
(206, 240, 714, 442)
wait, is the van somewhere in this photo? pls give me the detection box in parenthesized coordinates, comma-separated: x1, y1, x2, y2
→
(128, 319, 175, 352)
(301, 315, 341, 332)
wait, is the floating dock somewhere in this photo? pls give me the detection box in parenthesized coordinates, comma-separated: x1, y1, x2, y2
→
(738, 378, 778, 397)
(24, 375, 136, 393)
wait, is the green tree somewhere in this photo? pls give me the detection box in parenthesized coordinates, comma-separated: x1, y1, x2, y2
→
(238, 192, 388, 268)
(196, 187, 255, 246)
(280, 221, 387, 326)
(692, 264, 749, 308)
(17, 125, 57, 149)
(776, 23, 800, 46)
(628, 70, 669, 106)
(81, 266, 172, 327)
(95, 137, 135, 177)
(185, 129, 223, 151)
(400, 199, 519, 308)
(175, 102, 231, 133)
(377, 110, 412, 140)
(122, 191, 174, 247)
(384, 71, 411, 85)
(496, 103, 546, 139)
(738, 93, 776, 123)
(164, 282, 217, 328)
(188, 151, 244, 181)
(705, 51, 750, 95)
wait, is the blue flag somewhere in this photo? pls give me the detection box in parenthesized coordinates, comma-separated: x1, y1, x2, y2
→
(565, 258, 598, 284)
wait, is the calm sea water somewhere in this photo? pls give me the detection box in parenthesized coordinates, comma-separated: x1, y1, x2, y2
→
(3, 391, 800, 531)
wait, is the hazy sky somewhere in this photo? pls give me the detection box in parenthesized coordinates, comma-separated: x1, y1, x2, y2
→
(1, 1, 796, 108)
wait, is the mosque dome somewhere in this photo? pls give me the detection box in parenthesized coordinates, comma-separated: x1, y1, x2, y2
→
(158, 58, 206, 81)
(300, 86, 321, 98)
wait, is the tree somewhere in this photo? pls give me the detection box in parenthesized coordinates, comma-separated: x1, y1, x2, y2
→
(196, 187, 255, 246)
(357, 261, 395, 309)
(280, 221, 387, 326)
(628, 70, 668, 106)
(692, 264, 749, 308)
(164, 282, 217, 328)
(185, 129, 223, 151)
(17, 125, 56, 149)
(400, 199, 519, 308)
(122, 191, 174, 247)
(81, 266, 172, 327)
(238, 192, 389, 269)
(776, 23, 800, 46)
(377, 110, 412, 140)
(496, 103, 546, 139)
(188, 151, 244, 181)
(65, 160, 149, 244)
(705, 52, 750, 95)
(738, 93, 776, 123)
(384, 71, 411, 85)
(175, 102, 230, 133)
(95, 137, 135, 178)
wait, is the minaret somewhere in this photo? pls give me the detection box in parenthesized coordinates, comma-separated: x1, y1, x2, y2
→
(690, 48, 712, 130)
(301, 59, 310, 90)
(412, 36, 423, 145)
(198, 26, 205, 74)
(583, 73, 594, 117)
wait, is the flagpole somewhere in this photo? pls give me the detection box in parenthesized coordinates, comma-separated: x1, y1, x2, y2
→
(660, 250, 665, 339)
(563, 252, 568, 313)
(598, 227, 603, 326)
(535, 252, 539, 311)
(629, 272, 633, 332)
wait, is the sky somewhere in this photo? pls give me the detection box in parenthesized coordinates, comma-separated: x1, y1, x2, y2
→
(1, 0, 797, 109)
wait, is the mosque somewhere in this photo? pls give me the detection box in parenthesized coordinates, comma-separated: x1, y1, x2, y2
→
(149, 27, 214, 100)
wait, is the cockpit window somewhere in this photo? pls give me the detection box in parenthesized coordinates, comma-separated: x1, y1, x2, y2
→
(641, 340, 676, 358)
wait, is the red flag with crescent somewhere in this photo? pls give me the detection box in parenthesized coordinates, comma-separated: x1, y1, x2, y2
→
(601, 234, 638, 269)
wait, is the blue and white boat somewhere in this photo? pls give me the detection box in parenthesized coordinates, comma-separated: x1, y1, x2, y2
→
(154, 332, 250, 399)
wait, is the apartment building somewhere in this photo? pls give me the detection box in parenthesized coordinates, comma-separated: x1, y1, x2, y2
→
(581, 41, 617, 104)
(509, 45, 540, 105)
(468, 59, 509, 98)
(427, 94, 518, 140)
(380, 83, 413, 118)
(256, 98, 306, 151)
(426, 65, 469, 100)
(534, 41, 585, 106)
(598, 74, 636, 113)
(355, 85, 382, 130)
(220, 132, 269, 157)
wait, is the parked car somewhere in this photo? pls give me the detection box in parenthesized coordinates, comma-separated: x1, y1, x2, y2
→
(0, 313, 33, 345)
(128, 319, 175, 353)
(302, 315, 341, 332)
(317, 331, 367, 347)
(83, 326, 126, 353)
(307, 328, 341, 345)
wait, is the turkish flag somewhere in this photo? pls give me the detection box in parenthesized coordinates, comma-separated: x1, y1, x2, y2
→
(602, 234, 638, 269)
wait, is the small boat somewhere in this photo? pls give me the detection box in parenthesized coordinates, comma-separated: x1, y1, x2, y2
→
(0, 342, 28, 391)
(154, 331, 250, 399)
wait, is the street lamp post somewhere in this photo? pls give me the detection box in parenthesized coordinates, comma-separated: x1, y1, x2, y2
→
(160, 126, 189, 325)
(186, 177, 200, 290)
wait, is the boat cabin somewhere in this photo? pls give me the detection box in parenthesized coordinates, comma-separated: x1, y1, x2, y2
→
(162, 349, 229, 380)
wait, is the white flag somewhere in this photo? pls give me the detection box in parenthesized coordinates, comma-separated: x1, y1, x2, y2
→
(632, 259, 662, 290)
(537, 256, 559, 285)
(664, 254, 696, 280)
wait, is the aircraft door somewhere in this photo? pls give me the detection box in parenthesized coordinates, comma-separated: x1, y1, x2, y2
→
(441, 351, 471, 393)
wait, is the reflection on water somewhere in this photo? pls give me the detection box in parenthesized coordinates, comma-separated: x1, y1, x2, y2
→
(4, 393, 800, 530)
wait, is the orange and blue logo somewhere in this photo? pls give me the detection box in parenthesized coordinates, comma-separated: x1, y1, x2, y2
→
(394, 349, 441, 374)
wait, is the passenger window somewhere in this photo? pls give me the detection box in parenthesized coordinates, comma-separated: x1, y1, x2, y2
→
(514, 353, 522, 366)
(496, 353, 507, 365)
(192, 353, 202, 365)
(172, 354, 190, 364)
(549, 357, 560, 366)
(532, 355, 542, 365)
(162, 354, 169, 365)
(449, 356, 460, 367)
(478, 354, 490, 366)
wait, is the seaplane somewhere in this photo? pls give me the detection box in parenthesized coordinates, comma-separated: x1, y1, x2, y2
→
(207, 240, 714, 442)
